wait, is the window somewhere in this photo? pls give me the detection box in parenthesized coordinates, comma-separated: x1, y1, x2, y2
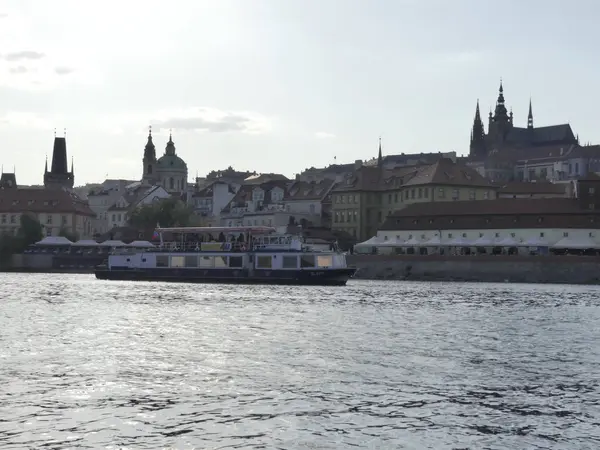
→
(300, 255, 315, 268)
(495, 232, 500, 238)
(47, 215, 52, 224)
(169, 177, 174, 190)
(353, 210, 358, 221)
(316, 255, 333, 267)
(199, 256, 213, 268)
(462, 233, 467, 238)
(468, 190, 476, 200)
(411, 189, 416, 199)
(229, 256, 243, 268)
(447, 233, 453, 238)
(10, 215, 15, 224)
(176, 255, 195, 268)
(511, 233, 516, 238)
(282, 255, 297, 269)
(170, 256, 185, 267)
(388, 194, 392, 203)
(563, 232, 569, 237)
(590, 232, 594, 238)
(540, 232, 545, 237)
(479, 233, 484, 238)
(309, 204, 315, 214)
(256, 256, 272, 269)
(418, 188, 422, 199)
(214, 256, 228, 268)
(156, 255, 169, 267)
(452, 189, 459, 200)
(483, 191, 490, 200)
(424, 188, 429, 198)
(384, 235, 389, 241)
(590, 188, 596, 194)
(394, 193, 398, 202)
(0, 215, 5, 224)
(334, 212, 339, 223)
(62, 215, 67, 225)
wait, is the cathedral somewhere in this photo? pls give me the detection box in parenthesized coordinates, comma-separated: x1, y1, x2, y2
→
(141, 127, 188, 194)
(469, 82, 578, 159)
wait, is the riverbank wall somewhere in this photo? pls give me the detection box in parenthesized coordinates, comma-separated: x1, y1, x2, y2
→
(347, 254, 600, 284)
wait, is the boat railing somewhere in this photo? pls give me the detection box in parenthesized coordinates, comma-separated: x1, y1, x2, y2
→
(151, 241, 249, 253)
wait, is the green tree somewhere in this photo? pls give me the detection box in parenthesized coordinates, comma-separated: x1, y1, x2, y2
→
(128, 197, 194, 230)
(0, 215, 44, 265)
(59, 227, 79, 242)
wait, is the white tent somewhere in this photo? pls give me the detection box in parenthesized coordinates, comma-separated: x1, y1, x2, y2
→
(472, 236, 494, 246)
(354, 236, 383, 249)
(35, 236, 73, 246)
(98, 239, 127, 247)
(495, 236, 519, 247)
(447, 236, 472, 246)
(422, 235, 442, 246)
(128, 240, 155, 248)
(552, 236, 600, 249)
(73, 239, 99, 246)
(403, 237, 421, 246)
(377, 237, 404, 247)
(519, 236, 553, 247)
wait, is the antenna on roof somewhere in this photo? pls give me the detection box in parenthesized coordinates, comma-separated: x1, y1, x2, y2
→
(64, 128, 67, 138)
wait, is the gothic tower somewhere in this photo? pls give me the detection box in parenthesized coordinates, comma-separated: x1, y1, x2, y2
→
(142, 125, 157, 184)
(44, 130, 74, 189)
(488, 80, 513, 146)
(469, 99, 486, 158)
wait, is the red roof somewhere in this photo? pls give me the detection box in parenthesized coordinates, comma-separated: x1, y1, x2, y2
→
(0, 188, 95, 216)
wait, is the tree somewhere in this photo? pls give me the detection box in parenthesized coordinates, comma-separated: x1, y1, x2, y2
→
(128, 197, 194, 230)
(59, 227, 79, 242)
(17, 215, 43, 247)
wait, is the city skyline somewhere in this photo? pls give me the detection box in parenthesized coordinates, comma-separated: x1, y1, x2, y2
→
(1, 0, 600, 185)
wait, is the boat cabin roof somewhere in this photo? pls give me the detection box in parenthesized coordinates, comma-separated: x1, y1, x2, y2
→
(156, 226, 277, 235)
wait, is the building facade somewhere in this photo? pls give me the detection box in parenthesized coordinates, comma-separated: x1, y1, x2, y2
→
(44, 135, 74, 189)
(0, 189, 94, 238)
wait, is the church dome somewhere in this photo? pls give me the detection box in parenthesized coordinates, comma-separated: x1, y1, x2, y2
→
(157, 153, 187, 171)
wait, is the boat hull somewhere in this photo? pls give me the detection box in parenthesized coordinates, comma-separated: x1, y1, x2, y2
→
(94, 266, 356, 286)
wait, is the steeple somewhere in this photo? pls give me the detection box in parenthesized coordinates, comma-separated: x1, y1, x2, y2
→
(527, 98, 534, 129)
(44, 155, 48, 173)
(165, 129, 176, 156)
(71, 156, 74, 174)
(469, 99, 486, 158)
(493, 79, 509, 123)
(377, 137, 382, 167)
(143, 125, 156, 161)
(44, 130, 74, 189)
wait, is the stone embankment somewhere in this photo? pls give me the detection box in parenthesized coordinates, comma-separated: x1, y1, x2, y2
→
(347, 254, 600, 285)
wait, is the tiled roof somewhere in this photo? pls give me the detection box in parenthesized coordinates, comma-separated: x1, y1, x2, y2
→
(498, 181, 567, 195)
(285, 179, 335, 201)
(0, 188, 94, 216)
(381, 198, 597, 231)
(506, 124, 576, 147)
(401, 158, 494, 188)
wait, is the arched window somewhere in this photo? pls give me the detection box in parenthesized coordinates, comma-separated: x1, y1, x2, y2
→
(169, 177, 174, 190)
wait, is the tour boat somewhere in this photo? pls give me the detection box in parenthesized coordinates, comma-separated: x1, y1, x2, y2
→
(94, 226, 356, 286)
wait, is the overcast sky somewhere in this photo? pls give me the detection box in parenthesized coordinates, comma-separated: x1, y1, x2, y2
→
(1, 0, 599, 185)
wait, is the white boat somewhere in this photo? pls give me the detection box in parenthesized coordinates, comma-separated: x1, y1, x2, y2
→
(95, 226, 356, 286)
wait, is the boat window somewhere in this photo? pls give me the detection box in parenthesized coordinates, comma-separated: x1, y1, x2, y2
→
(282, 255, 297, 269)
(171, 256, 185, 268)
(300, 255, 315, 268)
(185, 255, 198, 268)
(229, 256, 243, 268)
(199, 256, 213, 268)
(316, 255, 333, 268)
(214, 256, 228, 268)
(156, 255, 169, 267)
(256, 256, 272, 269)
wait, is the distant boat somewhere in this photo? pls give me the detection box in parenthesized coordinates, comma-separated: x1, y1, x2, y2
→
(95, 226, 356, 286)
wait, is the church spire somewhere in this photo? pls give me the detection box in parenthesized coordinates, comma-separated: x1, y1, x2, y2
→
(44, 155, 48, 174)
(144, 125, 156, 161)
(469, 99, 486, 158)
(527, 98, 534, 129)
(70, 156, 74, 174)
(377, 136, 382, 167)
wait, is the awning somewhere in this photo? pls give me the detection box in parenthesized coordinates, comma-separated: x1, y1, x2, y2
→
(552, 236, 600, 249)
(377, 237, 405, 247)
(422, 236, 442, 246)
(98, 239, 127, 247)
(354, 236, 383, 249)
(518, 237, 553, 247)
(472, 236, 495, 246)
(35, 236, 73, 246)
(447, 237, 472, 246)
(403, 238, 422, 246)
(495, 237, 519, 246)
(73, 239, 99, 246)
(128, 240, 155, 248)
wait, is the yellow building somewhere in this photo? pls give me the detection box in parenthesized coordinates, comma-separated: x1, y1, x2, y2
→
(331, 158, 497, 241)
(0, 188, 95, 239)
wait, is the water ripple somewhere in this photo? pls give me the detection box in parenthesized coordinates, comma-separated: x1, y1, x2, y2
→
(1, 274, 600, 449)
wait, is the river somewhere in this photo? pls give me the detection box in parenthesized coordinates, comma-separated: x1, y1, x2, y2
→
(0, 273, 599, 449)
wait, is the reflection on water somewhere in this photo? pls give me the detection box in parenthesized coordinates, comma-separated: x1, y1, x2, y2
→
(1, 273, 599, 449)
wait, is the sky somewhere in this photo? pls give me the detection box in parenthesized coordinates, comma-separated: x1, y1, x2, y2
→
(1, 0, 600, 186)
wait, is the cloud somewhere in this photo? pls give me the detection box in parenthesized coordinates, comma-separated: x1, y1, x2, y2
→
(8, 66, 30, 74)
(0, 112, 54, 130)
(54, 66, 75, 75)
(3, 50, 45, 61)
(0, 13, 7, 18)
(151, 107, 272, 134)
(315, 131, 336, 139)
